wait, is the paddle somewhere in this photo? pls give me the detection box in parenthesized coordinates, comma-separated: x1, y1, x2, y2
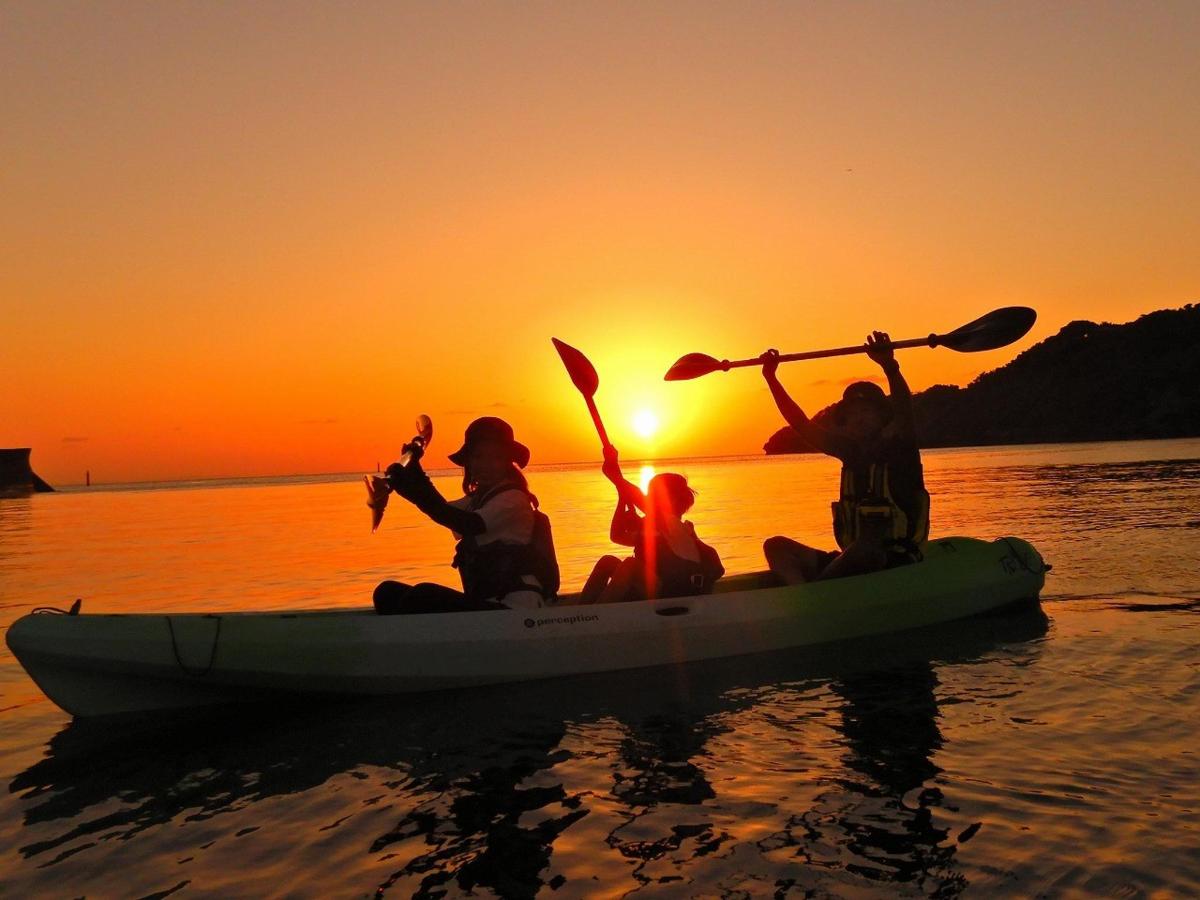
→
(551, 338, 612, 450)
(400, 414, 434, 467)
(663, 306, 1037, 381)
(365, 415, 433, 532)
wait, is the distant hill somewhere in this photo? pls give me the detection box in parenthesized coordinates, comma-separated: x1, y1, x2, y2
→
(764, 304, 1200, 454)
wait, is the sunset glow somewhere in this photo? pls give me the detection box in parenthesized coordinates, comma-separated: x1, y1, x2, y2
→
(2, 4, 1198, 484)
(632, 409, 660, 440)
(3, 8, 1199, 898)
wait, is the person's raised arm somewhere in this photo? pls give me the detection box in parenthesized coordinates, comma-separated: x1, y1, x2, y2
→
(608, 500, 640, 546)
(386, 460, 485, 535)
(602, 445, 647, 513)
(760, 349, 845, 457)
(867, 331, 915, 437)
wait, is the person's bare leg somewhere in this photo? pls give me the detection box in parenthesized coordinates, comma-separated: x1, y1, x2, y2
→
(817, 539, 887, 581)
(764, 536, 826, 585)
(598, 557, 641, 603)
(580, 555, 620, 604)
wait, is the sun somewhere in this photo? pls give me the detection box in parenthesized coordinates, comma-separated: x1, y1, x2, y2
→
(632, 408, 659, 439)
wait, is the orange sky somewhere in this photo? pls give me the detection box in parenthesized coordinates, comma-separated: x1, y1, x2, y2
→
(4, 2, 1199, 484)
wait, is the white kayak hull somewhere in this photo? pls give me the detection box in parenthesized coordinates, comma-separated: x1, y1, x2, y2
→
(6, 537, 1046, 718)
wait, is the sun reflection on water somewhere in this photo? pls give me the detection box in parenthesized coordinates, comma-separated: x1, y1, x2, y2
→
(638, 464, 656, 494)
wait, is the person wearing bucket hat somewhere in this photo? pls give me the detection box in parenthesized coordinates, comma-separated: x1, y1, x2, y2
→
(835, 381, 892, 430)
(446, 416, 531, 469)
(759, 330, 931, 583)
(372, 416, 559, 615)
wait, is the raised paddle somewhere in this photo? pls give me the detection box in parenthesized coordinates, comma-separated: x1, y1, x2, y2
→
(552, 338, 612, 450)
(663, 306, 1037, 381)
(365, 414, 433, 532)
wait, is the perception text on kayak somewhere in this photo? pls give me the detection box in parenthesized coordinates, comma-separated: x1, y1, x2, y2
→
(524, 614, 600, 629)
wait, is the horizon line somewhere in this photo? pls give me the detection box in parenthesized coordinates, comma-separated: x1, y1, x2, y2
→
(42, 435, 1200, 490)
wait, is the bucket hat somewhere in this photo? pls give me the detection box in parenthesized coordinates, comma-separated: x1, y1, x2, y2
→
(835, 381, 892, 425)
(447, 417, 531, 468)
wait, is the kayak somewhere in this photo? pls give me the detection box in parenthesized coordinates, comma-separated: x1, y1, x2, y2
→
(6, 536, 1046, 718)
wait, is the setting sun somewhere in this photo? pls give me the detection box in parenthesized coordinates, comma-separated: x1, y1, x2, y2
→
(632, 409, 660, 439)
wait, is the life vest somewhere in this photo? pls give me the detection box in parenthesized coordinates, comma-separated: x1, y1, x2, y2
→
(634, 521, 725, 599)
(453, 483, 560, 601)
(831, 460, 930, 551)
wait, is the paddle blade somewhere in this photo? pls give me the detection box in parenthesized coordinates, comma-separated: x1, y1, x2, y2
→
(938, 306, 1037, 353)
(664, 352, 726, 381)
(415, 414, 433, 446)
(365, 475, 390, 533)
(552, 338, 600, 396)
(399, 415, 433, 467)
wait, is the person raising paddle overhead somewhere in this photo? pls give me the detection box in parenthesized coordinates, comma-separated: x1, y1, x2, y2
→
(760, 331, 930, 583)
(374, 416, 559, 614)
(550, 337, 722, 603)
(580, 446, 724, 604)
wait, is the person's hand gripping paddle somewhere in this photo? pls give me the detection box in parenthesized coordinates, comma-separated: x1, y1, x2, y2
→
(552, 338, 613, 452)
(365, 415, 433, 532)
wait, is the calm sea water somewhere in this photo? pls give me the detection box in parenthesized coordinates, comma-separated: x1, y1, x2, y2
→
(1, 440, 1198, 898)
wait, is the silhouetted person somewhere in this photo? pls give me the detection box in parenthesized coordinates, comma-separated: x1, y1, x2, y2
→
(761, 332, 930, 583)
(580, 446, 723, 604)
(374, 417, 558, 613)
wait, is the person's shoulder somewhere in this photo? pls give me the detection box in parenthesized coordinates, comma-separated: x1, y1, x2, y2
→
(801, 421, 851, 459)
(885, 427, 919, 450)
(481, 486, 533, 511)
(881, 431, 920, 461)
(828, 436, 859, 463)
(659, 517, 690, 538)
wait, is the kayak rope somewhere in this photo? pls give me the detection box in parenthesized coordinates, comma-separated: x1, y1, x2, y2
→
(1002, 539, 1052, 575)
(165, 615, 222, 678)
(32, 599, 83, 616)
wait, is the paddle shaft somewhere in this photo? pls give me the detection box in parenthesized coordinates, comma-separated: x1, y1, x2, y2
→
(721, 335, 933, 372)
(584, 395, 612, 450)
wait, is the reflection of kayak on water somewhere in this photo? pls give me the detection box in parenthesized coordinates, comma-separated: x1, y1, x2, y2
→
(6, 537, 1047, 718)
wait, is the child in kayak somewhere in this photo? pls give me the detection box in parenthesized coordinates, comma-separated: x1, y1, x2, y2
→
(580, 446, 724, 603)
(374, 417, 559, 614)
(760, 331, 930, 583)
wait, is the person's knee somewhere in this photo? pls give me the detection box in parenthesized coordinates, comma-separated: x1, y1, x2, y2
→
(373, 580, 409, 615)
(373, 580, 401, 602)
(581, 556, 621, 603)
(763, 536, 791, 559)
(591, 554, 620, 573)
